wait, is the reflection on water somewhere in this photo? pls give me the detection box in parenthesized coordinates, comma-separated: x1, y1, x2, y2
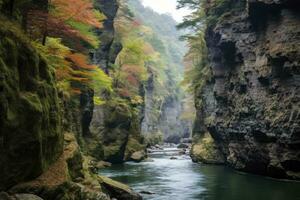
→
(100, 148, 300, 200)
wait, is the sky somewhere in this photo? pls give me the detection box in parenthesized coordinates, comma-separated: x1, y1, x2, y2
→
(141, 0, 190, 22)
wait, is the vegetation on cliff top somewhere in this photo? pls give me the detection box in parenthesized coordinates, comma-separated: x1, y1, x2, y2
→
(0, 0, 112, 103)
(178, 0, 244, 95)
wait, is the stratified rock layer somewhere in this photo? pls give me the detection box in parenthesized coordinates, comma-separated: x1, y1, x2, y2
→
(192, 0, 300, 179)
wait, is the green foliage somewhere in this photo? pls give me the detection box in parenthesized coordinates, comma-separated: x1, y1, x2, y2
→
(33, 37, 70, 69)
(4, 0, 111, 102)
(113, 10, 155, 101)
(67, 20, 100, 48)
(127, 0, 187, 102)
(177, 0, 247, 125)
(118, 39, 146, 66)
(91, 68, 112, 93)
(177, 0, 216, 94)
(91, 68, 112, 105)
(33, 37, 112, 102)
(32, 37, 72, 93)
(181, 32, 211, 93)
(177, 0, 245, 30)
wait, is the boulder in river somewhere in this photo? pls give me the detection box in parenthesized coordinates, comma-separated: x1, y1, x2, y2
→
(130, 151, 146, 162)
(177, 143, 189, 149)
(179, 149, 186, 155)
(95, 161, 112, 169)
(170, 157, 178, 160)
(99, 176, 142, 200)
(140, 190, 155, 195)
(154, 144, 164, 150)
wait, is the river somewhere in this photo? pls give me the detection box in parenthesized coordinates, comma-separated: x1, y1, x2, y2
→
(100, 147, 300, 200)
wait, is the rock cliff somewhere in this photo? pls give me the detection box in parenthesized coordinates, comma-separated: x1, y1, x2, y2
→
(0, 17, 63, 191)
(90, 0, 146, 163)
(191, 0, 300, 179)
(0, 1, 143, 199)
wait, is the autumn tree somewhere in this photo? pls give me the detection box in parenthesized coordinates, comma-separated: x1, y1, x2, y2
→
(25, 0, 104, 47)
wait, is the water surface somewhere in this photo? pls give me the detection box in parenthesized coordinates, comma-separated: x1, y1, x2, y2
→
(100, 148, 300, 200)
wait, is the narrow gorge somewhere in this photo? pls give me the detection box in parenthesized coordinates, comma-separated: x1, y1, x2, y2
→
(0, 0, 299, 200)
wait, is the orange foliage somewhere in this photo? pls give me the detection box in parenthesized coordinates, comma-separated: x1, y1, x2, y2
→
(67, 53, 97, 70)
(70, 88, 82, 95)
(27, 0, 102, 48)
(126, 74, 139, 87)
(122, 64, 145, 75)
(55, 62, 73, 81)
(52, 0, 102, 28)
(65, 53, 96, 87)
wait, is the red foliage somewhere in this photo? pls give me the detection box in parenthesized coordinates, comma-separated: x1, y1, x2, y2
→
(26, 10, 88, 49)
(118, 88, 131, 98)
(132, 19, 141, 27)
(126, 74, 139, 87)
(52, 0, 102, 28)
(65, 53, 96, 87)
(26, 0, 101, 47)
(67, 53, 97, 71)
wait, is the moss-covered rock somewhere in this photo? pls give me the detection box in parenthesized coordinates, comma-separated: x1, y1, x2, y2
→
(129, 151, 146, 162)
(9, 133, 110, 200)
(99, 176, 142, 200)
(124, 137, 146, 162)
(100, 100, 146, 163)
(0, 16, 63, 190)
(191, 133, 225, 164)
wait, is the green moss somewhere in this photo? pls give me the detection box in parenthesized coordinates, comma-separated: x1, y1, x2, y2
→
(125, 137, 145, 158)
(99, 176, 132, 194)
(103, 144, 123, 159)
(100, 97, 146, 163)
(191, 133, 225, 164)
(20, 93, 43, 113)
(104, 99, 132, 129)
(89, 140, 105, 161)
(0, 15, 63, 190)
(204, 116, 216, 126)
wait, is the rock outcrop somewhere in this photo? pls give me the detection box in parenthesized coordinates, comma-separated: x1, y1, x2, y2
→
(8, 133, 140, 200)
(99, 176, 142, 200)
(0, 17, 63, 191)
(192, 0, 300, 179)
(100, 100, 146, 163)
(90, 0, 146, 164)
(0, 1, 144, 199)
(93, 0, 121, 73)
